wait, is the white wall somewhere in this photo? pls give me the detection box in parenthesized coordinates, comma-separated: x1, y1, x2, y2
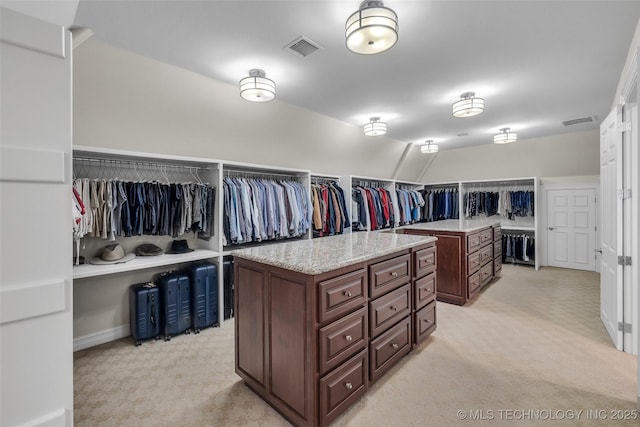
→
(421, 129, 599, 183)
(73, 38, 413, 181)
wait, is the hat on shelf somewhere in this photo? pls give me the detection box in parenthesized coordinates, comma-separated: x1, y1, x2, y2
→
(135, 243, 164, 257)
(89, 244, 136, 265)
(166, 239, 195, 254)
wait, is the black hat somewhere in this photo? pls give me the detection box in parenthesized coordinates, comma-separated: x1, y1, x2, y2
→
(135, 243, 164, 257)
(166, 239, 194, 254)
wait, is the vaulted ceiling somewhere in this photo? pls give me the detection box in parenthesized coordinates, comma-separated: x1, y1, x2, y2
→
(71, 1, 640, 150)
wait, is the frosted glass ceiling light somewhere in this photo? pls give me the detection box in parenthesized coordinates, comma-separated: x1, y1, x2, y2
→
(452, 92, 485, 118)
(493, 127, 518, 144)
(346, 1, 398, 55)
(239, 69, 276, 102)
(420, 140, 439, 154)
(363, 117, 387, 136)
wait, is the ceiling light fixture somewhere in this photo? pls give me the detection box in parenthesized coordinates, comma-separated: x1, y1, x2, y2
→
(363, 117, 387, 136)
(420, 140, 439, 154)
(452, 92, 485, 118)
(493, 127, 517, 144)
(346, 1, 399, 55)
(239, 69, 276, 102)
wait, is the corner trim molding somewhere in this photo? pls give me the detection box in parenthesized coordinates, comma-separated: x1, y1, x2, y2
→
(0, 7, 66, 58)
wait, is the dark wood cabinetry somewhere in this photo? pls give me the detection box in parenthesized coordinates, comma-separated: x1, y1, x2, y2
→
(399, 224, 501, 306)
(234, 240, 436, 427)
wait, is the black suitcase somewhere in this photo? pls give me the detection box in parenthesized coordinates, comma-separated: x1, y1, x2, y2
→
(156, 272, 192, 340)
(187, 262, 218, 333)
(129, 282, 161, 346)
(223, 259, 234, 319)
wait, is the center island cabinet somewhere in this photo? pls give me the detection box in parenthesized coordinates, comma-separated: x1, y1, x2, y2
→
(232, 232, 438, 427)
(396, 219, 502, 306)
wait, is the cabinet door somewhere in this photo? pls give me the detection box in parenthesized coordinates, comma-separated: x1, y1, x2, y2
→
(369, 316, 411, 382)
(269, 272, 311, 420)
(414, 245, 436, 278)
(318, 268, 367, 324)
(235, 264, 266, 387)
(369, 253, 410, 298)
(414, 301, 436, 345)
(369, 284, 411, 338)
(319, 307, 368, 375)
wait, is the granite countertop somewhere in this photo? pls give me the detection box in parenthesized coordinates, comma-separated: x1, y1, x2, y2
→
(398, 219, 501, 233)
(231, 232, 437, 275)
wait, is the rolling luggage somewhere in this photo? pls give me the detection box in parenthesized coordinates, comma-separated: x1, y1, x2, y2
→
(187, 262, 218, 333)
(129, 282, 161, 346)
(156, 272, 192, 340)
(223, 259, 234, 319)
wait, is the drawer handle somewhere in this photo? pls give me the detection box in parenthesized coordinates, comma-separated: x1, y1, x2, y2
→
(390, 306, 399, 312)
(344, 291, 352, 297)
(345, 382, 353, 390)
(391, 343, 399, 349)
(390, 271, 398, 277)
(345, 335, 353, 342)
(424, 319, 432, 324)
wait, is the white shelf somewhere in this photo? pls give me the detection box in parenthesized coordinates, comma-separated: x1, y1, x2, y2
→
(73, 249, 220, 279)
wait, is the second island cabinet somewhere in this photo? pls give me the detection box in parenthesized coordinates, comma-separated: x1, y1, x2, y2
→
(398, 220, 501, 306)
(233, 233, 437, 427)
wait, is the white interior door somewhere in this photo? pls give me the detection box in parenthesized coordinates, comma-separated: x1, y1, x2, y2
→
(547, 188, 596, 271)
(600, 106, 624, 351)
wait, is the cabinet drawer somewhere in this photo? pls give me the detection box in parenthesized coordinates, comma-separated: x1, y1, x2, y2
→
(369, 253, 410, 299)
(493, 226, 502, 241)
(467, 271, 481, 298)
(319, 307, 368, 375)
(480, 228, 493, 246)
(369, 284, 411, 338)
(414, 272, 436, 310)
(369, 316, 411, 383)
(467, 251, 481, 275)
(479, 244, 493, 265)
(414, 300, 436, 346)
(467, 232, 481, 253)
(318, 268, 367, 324)
(320, 349, 368, 426)
(494, 256, 502, 276)
(414, 245, 436, 278)
(480, 262, 493, 286)
(494, 241, 502, 258)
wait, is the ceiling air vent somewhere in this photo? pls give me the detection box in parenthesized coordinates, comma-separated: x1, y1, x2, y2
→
(562, 116, 596, 126)
(285, 35, 323, 58)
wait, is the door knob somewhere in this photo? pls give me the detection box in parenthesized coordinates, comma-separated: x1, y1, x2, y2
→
(595, 249, 603, 254)
(548, 227, 555, 230)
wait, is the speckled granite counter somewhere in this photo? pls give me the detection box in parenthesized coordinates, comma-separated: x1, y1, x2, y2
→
(231, 231, 436, 275)
(399, 219, 500, 233)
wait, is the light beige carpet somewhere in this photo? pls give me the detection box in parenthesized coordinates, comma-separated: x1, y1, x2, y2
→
(74, 265, 638, 426)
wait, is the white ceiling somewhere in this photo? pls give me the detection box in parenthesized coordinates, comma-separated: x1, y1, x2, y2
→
(72, 0, 640, 150)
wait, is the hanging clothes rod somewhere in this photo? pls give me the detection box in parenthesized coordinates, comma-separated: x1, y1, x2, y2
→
(73, 156, 211, 172)
(311, 176, 340, 184)
(224, 169, 299, 180)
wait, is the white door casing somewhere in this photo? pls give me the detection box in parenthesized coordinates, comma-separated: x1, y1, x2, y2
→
(622, 102, 637, 354)
(546, 189, 596, 271)
(600, 106, 624, 351)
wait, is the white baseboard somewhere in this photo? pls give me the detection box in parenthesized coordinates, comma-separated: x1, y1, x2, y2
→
(73, 324, 130, 352)
(17, 408, 69, 427)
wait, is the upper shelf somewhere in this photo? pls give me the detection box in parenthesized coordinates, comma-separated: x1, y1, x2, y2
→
(73, 249, 219, 279)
